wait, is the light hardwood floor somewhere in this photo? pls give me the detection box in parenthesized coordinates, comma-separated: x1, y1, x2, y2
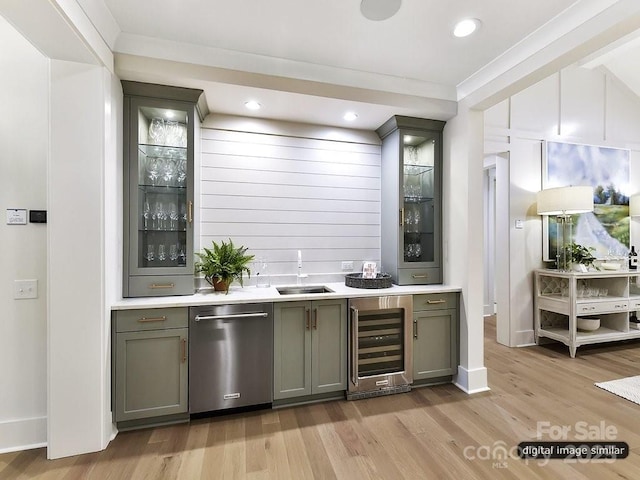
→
(3, 316, 640, 479)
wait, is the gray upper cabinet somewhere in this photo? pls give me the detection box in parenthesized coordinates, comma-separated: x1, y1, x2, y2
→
(377, 116, 445, 285)
(122, 81, 206, 297)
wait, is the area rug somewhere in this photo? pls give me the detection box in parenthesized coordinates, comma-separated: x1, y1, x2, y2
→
(595, 375, 640, 405)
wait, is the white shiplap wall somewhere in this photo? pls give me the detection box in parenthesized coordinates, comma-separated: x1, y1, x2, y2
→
(200, 121, 381, 283)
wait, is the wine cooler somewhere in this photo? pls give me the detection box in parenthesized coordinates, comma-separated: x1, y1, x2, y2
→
(347, 295, 413, 400)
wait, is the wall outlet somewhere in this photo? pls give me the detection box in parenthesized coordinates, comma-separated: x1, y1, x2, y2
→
(341, 261, 354, 271)
(14, 279, 38, 299)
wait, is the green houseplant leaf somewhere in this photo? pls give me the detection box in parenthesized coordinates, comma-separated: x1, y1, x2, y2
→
(194, 239, 255, 293)
(562, 242, 597, 269)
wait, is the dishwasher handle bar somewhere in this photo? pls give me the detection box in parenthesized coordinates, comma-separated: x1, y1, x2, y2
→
(194, 312, 269, 322)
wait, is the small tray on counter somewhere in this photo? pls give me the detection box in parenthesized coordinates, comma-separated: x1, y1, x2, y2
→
(345, 273, 392, 289)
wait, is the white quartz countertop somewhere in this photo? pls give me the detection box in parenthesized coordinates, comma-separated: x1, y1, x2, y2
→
(111, 282, 462, 310)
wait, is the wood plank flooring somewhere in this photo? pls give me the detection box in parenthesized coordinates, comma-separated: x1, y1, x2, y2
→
(3, 316, 640, 479)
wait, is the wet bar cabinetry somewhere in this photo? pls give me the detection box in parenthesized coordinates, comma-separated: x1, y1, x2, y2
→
(534, 269, 640, 357)
(122, 81, 207, 297)
(112, 307, 189, 429)
(377, 116, 445, 285)
(412, 292, 459, 383)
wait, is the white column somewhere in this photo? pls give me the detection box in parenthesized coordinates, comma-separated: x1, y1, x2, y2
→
(443, 104, 489, 394)
(48, 60, 109, 459)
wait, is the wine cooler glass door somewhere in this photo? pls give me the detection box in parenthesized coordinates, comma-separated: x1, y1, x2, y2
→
(129, 100, 193, 276)
(401, 132, 437, 266)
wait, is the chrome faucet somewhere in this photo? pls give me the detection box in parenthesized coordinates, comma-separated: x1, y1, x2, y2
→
(296, 250, 307, 285)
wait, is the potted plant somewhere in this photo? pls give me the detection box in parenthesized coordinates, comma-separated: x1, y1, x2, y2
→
(562, 242, 597, 271)
(195, 239, 254, 293)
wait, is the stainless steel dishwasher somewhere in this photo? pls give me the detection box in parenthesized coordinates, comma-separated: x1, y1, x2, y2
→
(189, 303, 273, 414)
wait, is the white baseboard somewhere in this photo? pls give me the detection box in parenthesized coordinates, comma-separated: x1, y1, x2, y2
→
(0, 416, 47, 454)
(454, 365, 490, 394)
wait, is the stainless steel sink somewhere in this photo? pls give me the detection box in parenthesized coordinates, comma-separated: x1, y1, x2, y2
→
(276, 285, 334, 295)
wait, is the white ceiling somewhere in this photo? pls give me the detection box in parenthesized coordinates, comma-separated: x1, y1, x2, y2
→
(68, 1, 640, 129)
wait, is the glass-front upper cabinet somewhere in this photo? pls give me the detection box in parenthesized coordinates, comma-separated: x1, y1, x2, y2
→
(378, 116, 445, 285)
(122, 81, 206, 297)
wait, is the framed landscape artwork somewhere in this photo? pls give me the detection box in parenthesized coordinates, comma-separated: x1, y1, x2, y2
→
(542, 141, 630, 261)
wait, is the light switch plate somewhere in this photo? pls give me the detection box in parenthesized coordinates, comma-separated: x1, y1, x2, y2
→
(14, 279, 38, 299)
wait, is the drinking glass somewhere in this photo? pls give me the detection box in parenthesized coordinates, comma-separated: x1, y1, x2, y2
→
(158, 244, 166, 261)
(168, 202, 179, 230)
(169, 244, 179, 261)
(178, 244, 186, 264)
(148, 118, 165, 144)
(176, 157, 187, 187)
(161, 156, 177, 186)
(165, 121, 180, 146)
(145, 157, 159, 186)
(145, 244, 155, 262)
(142, 200, 150, 230)
(154, 201, 165, 230)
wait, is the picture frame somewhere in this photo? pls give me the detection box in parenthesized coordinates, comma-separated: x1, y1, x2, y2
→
(542, 141, 630, 261)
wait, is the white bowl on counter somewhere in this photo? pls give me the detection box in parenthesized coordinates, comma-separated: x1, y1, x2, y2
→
(577, 317, 600, 331)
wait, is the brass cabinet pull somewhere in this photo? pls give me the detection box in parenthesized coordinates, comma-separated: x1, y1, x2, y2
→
(188, 201, 193, 224)
(137, 316, 167, 323)
(313, 308, 318, 330)
(427, 299, 446, 304)
(412, 274, 428, 279)
(181, 338, 187, 363)
(149, 283, 175, 289)
(306, 308, 311, 330)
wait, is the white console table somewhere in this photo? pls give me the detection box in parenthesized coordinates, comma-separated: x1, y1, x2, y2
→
(534, 269, 640, 357)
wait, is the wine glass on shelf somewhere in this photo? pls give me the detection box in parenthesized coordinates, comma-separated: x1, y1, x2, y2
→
(176, 157, 187, 187)
(148, 118, 165, 145)
(154, 201, 165, 230)
(145, 244, 155, 262)
(142, 199, 150, 230)
(164, 121, 180, 146)
(158, 244, 166, 261)
(145, 157, 159, 186)
(168, 202, 179, 230)
(159, 157, 176, 186)
(169, 244, 179, 261)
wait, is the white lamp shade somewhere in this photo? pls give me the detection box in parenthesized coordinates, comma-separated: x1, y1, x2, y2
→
(630, 195, 640, 217)
(537, 186, 594, 215)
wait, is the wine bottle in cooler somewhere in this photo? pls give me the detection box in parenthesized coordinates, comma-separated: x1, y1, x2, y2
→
(629, 245, 638, 270)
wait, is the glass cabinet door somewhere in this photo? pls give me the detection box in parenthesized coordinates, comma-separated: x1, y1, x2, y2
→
(401, 132, 438, 265)
(128, 98, 193, 276)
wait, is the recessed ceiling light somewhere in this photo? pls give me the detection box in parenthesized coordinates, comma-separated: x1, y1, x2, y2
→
(344, 112, 358, 121)
(244, 101, 261, 111)
(360, 0, 402, 21)
(453, 18, 481, 38)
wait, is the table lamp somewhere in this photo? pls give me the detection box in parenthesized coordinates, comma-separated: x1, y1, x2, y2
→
(537, 186, 594, 270)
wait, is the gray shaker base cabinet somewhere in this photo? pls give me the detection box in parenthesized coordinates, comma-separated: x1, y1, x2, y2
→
(412, 293, 459, 381)
(273, 299, 347, 400)
(113, 308, 189, 425)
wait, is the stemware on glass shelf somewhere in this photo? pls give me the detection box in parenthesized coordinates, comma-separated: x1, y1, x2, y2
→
(146, 244, 155, 262)
(168, 202, 179, 230)
(158, 244, 166, 261)
(145, 157, 159, 186)
(176, 157, 187, 187)
(142, 199, 151, 230)
(148, 118, 165, 145)
(160, 156, 177, 187)
(169, 244, 179, 261)
(154, 201, 165, 230)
